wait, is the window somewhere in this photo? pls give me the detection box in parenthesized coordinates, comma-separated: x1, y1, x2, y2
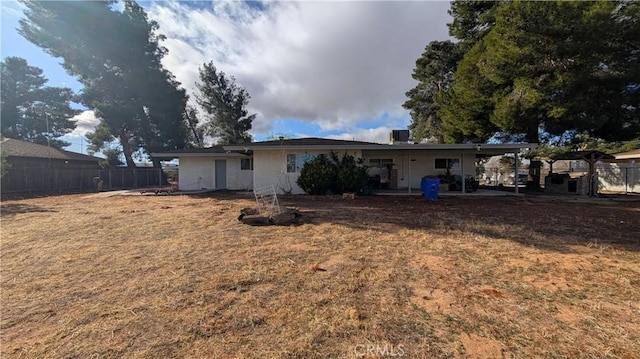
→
(369, 158, 394, 168)
(287, 153, 318, 173)
(240, 158, 253, 170)
(435, 158, 460, 170)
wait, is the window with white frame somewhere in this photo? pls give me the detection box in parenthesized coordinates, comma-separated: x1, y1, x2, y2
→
(286, 153, 318, 173)
(368, 158, 394, 168)
(240, 158, 253, 170)
(435, 158, 460, 170)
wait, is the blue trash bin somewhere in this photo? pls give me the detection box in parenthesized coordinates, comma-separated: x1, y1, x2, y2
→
(421, 177, 440, 200)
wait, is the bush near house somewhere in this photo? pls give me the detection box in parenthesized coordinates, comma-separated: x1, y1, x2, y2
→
(297, 152, 369, 195)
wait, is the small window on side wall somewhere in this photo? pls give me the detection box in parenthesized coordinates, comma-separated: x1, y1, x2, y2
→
(241, 158, 253, 170)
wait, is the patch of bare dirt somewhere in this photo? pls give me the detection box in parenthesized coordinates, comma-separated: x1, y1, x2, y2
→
(457, 333, 506, 359)
(1, 193, 639, 358)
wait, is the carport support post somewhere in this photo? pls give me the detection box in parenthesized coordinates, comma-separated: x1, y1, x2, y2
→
(514, 151, 519, 194)
(407, 155, 412, 194)
(588, 152, 596, 197)
(625, 165, 629, 195)
(461, 153, 465, 194)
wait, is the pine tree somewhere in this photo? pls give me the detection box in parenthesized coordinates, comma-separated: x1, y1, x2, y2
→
(19, 0, 190, 166)
(403, 41, 461, 143)
(1, 57, 78, 148)
(438, 0, 640, 144)
(196, 62, 255, 145)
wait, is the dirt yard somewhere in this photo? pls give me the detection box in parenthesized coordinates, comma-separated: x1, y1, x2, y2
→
(1, 192, 639, 358)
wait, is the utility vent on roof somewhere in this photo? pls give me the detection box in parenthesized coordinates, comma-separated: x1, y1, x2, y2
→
(389, 130, 410, 144)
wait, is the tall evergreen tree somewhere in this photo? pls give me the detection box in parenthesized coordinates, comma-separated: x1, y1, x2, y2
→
(19, 0, 189, 167)
(438, 43, 500, 143)
(403, 41, 461, 143)
(1, 57, 78, 148)
(196, 62, 255, 145)
(447, 0, 500, 50)
(184, 105, 205, 148)
(438, 0, 640, 144)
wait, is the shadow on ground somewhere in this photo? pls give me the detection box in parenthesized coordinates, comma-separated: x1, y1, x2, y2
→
(272, 195, 640, 253)
(0, 203, 57, 218)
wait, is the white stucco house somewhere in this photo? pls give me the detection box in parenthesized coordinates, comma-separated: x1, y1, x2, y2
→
(598, 149, 640, 194)
(152, 146, 253, 191)
(152, 137, 536, 194)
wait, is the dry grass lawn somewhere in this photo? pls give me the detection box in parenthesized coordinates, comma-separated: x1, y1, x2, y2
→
(1, 192, 640, 358)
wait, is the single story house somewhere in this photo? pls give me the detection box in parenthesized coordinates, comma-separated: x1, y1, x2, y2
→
(1, 137, 102, 194)
(153, 135, 536, 195)
(1, 137, 102, 169)
(151, 146, 253, 191)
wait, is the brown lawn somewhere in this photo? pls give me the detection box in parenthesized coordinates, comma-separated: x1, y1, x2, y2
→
(1, 192, 640, 358)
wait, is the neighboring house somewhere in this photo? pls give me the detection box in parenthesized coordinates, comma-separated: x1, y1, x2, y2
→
(153, 136, 536, 195)
(1, 137, 101, 169)
(1, 137, 102, 194)
(598, 149, 640, 194)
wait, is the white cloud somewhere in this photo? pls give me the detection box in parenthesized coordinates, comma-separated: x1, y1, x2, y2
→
(68, 110, 100, 137)
(0, 1, 23, 18)
(147, 0, 451, 138)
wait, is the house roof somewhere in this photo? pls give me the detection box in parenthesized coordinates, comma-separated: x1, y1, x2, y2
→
(224, 137, 536, 154)
(242, 137, 384, 147)
(1, 137, 102, 162)
(152, 137, 537, 157)
(151, 146, 250, 158)
(612, 149, 640, 160)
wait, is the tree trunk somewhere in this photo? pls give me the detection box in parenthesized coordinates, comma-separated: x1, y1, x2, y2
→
(119, 129, 136, 168)
(525, 125, 539, 144)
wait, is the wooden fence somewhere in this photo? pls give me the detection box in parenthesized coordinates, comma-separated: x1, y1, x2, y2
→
(1, 167, 167, 196)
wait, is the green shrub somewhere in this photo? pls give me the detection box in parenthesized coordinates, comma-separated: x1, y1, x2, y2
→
(331, 152, 369, 193)
(296, 152, 369, 195)
(296, 154, 337, 195)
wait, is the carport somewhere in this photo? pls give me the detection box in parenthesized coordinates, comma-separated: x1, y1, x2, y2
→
(361, 143, 537, 195)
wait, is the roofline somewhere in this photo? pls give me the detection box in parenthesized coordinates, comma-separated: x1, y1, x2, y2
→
(5, 154, 101, 161)
(613, 154, 640, 160)
(150, 152, 249, 158)
(1, 137, 102, 161)
(384, 143, 537, 150)
(223, 144, 384, 151)
(223, 142, 538, 152)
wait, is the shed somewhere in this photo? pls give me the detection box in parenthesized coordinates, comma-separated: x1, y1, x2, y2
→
(546, 150, 615, 197)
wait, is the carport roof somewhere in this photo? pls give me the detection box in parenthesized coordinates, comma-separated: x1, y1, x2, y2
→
(549, 150, 615, 161)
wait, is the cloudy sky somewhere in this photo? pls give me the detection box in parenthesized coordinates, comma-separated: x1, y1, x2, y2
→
(1, 0, 452, 152)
